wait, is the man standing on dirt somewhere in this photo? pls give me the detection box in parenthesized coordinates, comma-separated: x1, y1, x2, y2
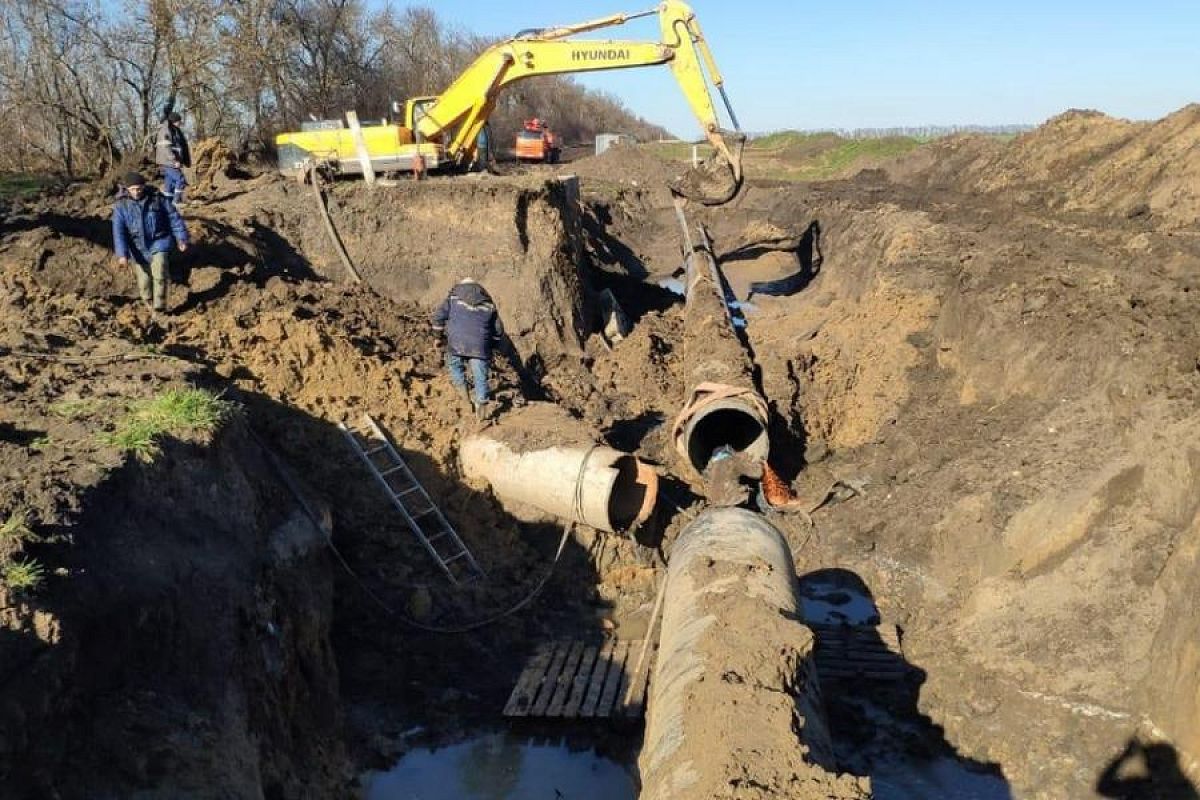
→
(112, 172, 189, 315)
(156, 111, 191, 205)
(431, 278, 504, 421)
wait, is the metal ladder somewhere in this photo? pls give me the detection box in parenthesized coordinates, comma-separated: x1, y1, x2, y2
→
(338, 413, 485, 586)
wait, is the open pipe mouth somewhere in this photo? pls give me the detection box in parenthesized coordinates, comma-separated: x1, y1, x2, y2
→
(684, 399, 769, 473)
(608, 455, 659, 531)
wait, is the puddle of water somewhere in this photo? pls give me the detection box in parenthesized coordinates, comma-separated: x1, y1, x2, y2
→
(360, 731, 637, 800)
(871, 757, 1012, 800)
(800, 579, 880, 625)
(657, 276, 685, 296)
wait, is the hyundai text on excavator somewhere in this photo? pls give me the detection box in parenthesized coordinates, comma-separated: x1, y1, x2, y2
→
(274, 0, 745, 205)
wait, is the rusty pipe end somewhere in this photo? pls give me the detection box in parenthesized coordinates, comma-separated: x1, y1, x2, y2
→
(683, 396, 769, 473)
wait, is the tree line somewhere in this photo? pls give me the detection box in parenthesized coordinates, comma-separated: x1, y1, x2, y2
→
(0, 0, 670, 177)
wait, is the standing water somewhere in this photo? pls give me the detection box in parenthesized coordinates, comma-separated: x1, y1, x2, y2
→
(360, 731, 637, 800)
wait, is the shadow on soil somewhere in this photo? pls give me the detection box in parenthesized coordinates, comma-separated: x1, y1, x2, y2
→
(0, 413, 342, 799)
(236, 389, 643, 785)
(580, 200, 649, 281)
(172, 216, 320, 314)
(1096, 739, 1200, 800)
(732, 219, 824, 301)
(799, 567, 1013, 799)
(0, 378, 642, 796)
(1, 212, 111, 246)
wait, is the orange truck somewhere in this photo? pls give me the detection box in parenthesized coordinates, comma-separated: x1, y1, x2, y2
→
(515, 118, 561, 163)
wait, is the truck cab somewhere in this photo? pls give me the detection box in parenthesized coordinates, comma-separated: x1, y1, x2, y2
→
(515, 119, 561, 164)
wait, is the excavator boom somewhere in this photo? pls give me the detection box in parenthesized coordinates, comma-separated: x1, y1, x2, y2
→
(415, 0, 744, 204)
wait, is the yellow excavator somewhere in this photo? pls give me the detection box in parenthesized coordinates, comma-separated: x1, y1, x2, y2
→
(275, 0, 745, 204)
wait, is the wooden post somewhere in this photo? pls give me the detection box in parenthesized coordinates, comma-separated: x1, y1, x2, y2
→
(345, 110, 376, 185)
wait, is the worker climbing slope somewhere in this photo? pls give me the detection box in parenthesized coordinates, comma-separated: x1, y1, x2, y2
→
(431, 278, 506, 422)
(112, 171, 189, 316)
(156, 111, 192, 206)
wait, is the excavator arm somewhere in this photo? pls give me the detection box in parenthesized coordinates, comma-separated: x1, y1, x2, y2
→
(413, 0, 745, 204)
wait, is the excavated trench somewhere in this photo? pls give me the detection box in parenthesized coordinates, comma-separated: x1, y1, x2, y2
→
(2, 129, 1200, 799)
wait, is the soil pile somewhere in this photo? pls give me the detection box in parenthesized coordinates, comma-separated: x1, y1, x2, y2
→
(569, 143, 687, 190)
(888, 105, 1200, 227)
(189, 137, 241, 198)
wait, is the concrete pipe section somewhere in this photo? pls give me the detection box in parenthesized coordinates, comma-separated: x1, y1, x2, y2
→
(459, 403, 656, 534)
(639, 508, 869, 799)
(674, 219, 771, 477)
(681, 393, 769, 474)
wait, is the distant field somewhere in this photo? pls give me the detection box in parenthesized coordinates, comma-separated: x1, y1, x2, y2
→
(0, 173, 54, 200)
(645, 131, 926, 182)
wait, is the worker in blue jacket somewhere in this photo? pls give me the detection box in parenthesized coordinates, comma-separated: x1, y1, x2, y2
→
(431, 278, 504, 420)
(112, 171, 189, 314)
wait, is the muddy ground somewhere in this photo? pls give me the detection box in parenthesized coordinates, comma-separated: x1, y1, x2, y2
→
(2, 105, 1200, 799)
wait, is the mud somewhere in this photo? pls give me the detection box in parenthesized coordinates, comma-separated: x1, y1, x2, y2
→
(2, 103, 1200, 798)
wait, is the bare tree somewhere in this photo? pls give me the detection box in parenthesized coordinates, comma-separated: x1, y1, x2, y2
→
(0, 0, 672, 175)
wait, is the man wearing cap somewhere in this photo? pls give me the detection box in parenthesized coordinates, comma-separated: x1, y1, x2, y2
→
(155, 111, 191, 205)
(112, 172, 189, 314)
(431, 278, 504, 421)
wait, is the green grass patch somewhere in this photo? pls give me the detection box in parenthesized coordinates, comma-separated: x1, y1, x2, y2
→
(643, 141, 712, 161)
(2, 558, 46, 594)
(749, 130, 840, 151)
(50, 398, 105, 420)
(103, 388, 237, 461)
(790, 136, 923, 179)
(0, 510, 33, 545)
(0, 172, 54, 201)
(642, 132, 924, 183)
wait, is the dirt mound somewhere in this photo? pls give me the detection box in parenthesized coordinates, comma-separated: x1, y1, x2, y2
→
(979, 108, 1141, 191)
(881, 133, 1006, 192)
(889, 104, 1200, 228)
(190, 137, 241, 197)
(569, 143, 688, 197)
(1066, 103, 1200, 224)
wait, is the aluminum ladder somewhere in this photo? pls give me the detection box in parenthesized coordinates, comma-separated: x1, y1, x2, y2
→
(339, 413, 484, 586)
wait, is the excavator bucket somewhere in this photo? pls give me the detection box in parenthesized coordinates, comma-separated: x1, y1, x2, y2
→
(669, 132, 746, 206)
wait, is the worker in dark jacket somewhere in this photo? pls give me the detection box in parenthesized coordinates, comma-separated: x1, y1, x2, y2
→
(155, 111, 191, 205)
(431, 279, 504, 420)
(112, 171, 189, 313)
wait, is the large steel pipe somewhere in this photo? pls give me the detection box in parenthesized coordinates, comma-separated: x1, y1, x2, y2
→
(459, 403, 656, 533)
(640, 508, 867, 799)
(676, 220, 770, 474)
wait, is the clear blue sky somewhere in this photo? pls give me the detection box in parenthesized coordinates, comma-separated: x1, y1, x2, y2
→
(383, 0, 1200, 137)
